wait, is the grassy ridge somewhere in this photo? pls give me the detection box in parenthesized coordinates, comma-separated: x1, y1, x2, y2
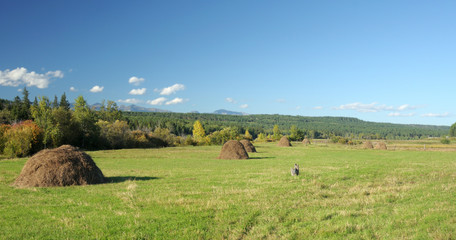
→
(1, 143, 455, 239)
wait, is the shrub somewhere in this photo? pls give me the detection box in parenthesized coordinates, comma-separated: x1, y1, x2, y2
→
(0, 124, 11, 153)
(97, 120, 132, 149)
(4, 120, 43, 157)
(441, 138, 451, 144)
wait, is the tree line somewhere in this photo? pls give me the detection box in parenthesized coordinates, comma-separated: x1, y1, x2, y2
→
(124, 112, 449, 141)
(0, 88, 452, 157)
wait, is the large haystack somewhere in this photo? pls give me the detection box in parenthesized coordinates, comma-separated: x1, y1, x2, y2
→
(240, 139, 256, 153)
(218, 140, 249, 159)
(362, 141, 374, 149)
(14, 145, 105, 187)
(375, 142, 388, 150)
(278, 136, 292, 147)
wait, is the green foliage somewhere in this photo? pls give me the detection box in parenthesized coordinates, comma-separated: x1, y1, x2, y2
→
(52, 107, 78, 146)
(441, 138, 451, 144)
(73, 96, 100, 149)
(3, 120, 42, 157)
(205, 127, 240, 145)
(255, 133, 267, 142)
(59, 92, 70, 110)
(97, 120, 131, 149)
(450, 122, 456, 137)
(98, 100, 123, 122)
(31, 96, 57, 148)
(272, 124, 282, 141)
(289, 125, 305, 141)
(124, 112, 449, 141)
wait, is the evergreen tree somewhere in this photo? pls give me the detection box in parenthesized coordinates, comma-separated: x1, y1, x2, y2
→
(11, 96, 22, 121)
(59, 92, 70, 110)
(33, 97, 38, 108)
(21, 87, 31, 119)
(52, 95, 59, 109)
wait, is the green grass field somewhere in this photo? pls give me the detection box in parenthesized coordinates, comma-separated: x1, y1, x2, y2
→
(1, 142, 455, 239)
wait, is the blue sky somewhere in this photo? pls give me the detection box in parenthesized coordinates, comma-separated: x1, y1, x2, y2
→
(1, 1, 455, 126)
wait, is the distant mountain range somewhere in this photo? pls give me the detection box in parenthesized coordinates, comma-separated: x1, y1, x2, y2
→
(213, 109, 249, 116)
(86, 103, 247, 115)
(118, 104, 170, 113)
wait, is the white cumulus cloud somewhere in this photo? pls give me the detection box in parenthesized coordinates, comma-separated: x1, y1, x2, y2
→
(70, 86, 77, 92)
(90, 85, 104, 93)
(240, 104, 248, 109)
(129, 88, 147, 95)
(118, 98, 143, 104)
(129, 76, 145, 86)
(147, 97, 167, 105)
(159, 84, 185, 95)
(166, 97, 184, 105)
(334, 102, 394, 113)
(0, 67, 63, 89)
(313, 106, 323, 110)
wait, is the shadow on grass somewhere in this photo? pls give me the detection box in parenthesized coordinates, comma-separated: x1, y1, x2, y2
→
(106, 176, 160, 183)
(249, 157, 275, 160)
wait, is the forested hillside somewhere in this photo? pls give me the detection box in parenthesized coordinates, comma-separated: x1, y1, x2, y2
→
(124, 112, 449, 140)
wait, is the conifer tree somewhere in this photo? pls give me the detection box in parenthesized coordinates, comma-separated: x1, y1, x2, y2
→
(59, 92, 70, 110)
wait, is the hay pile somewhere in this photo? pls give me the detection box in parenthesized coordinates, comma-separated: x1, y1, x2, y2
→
(375, 142, 388, 150)
(302, 138, 311, 145)
(218, 140, 249, 159)
(14, 145, 105, 187)
(362, 141, 374, 149)
(240, 139, 256, 153)
(278, 136, 292, 147)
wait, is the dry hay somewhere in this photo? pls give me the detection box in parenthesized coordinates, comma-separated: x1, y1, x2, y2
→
(218, 140, 249, 159)
(240, 139, 256, 153)
(14, 145, 105, 187)
(278, 136, 292, 147)
(375, 141, 388, 150)
(362, 141, 374, 149)
(302, 138, 311, 145)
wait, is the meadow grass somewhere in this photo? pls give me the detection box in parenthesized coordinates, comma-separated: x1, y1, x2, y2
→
(1, 142, 455, 239)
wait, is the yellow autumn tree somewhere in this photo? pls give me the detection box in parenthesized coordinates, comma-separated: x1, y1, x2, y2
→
(192, 120, 206, 143)
(244, 129, 253, 141)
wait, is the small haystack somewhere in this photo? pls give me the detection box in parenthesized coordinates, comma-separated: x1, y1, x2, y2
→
(362, 141, 374, 149)
(240, 139, 256, 153)
(375, 142, 388, 150)
(302, 138, 311, 146)
(14, 145, 105, 187)
(218, 140, 249, 159)
(278, 136, 292, 147)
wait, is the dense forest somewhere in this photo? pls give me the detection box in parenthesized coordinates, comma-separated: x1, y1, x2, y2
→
(0, 88, 452, 157)
(124, 112, 449, 140)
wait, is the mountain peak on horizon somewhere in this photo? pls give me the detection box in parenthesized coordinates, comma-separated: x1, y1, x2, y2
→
(213, 109, 249, 116)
